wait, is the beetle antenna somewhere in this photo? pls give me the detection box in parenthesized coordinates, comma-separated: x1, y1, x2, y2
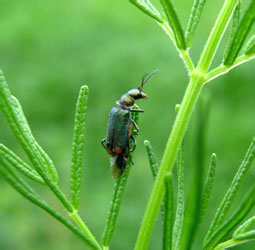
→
(139, 69, 159, 91)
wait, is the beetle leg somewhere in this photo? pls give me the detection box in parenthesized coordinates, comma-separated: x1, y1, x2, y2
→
(129, 109, 144, 113)
(129, 155, 134, 165)
(129, 135, 136, 152)
(131, 119, 139, 134)
(101, 138, 107, 149)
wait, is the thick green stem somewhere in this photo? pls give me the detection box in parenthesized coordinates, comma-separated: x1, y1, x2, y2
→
(135, 72, 205, 250)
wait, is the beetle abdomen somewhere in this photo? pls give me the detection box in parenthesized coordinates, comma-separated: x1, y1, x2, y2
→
(105, 107, 131, 155)
(110, 154, 128, 178)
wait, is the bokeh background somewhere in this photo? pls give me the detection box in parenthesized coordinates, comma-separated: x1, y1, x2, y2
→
(0, 0, 254, 249)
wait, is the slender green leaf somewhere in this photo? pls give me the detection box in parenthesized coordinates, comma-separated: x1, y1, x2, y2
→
(0, 70, 73, 212)
(12, 95, 58, 182)
(101, 159, 132, 247)
(244, 35, 255, 55)
(0, 144, 45, 185)
(160, 0, 186, 50)
(204, 138, 255, 244)
(163, 173, 173, 250)
(185, 0, 207, 48)
(171, 103, 184, 249)
(172, 140, 185, 250)
(224, 1, 241, 61)
(234, 216, 255, 240)
(144, 140, 159, 180)
(214, 238, 250, 249)
(144, 139, 167, 245)
(0, 159, 40, 195)
(203, 187, 255, 249)
(0, 70, 58, 182)
(70, 85, 89, 211)
(101, 104, 140, 247)
(200, 153, 217, 223)
(234, 230, 255, 241)
(35, 142, 58, 183)
(129, 0, 164, 23)
(180, 95, 209, 249)
(223, 0, 255, 65)
(0, 161, 99, 249)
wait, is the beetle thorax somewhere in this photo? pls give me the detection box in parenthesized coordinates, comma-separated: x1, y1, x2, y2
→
(117, 88, 147, 109)
(117, 93, 135, 108)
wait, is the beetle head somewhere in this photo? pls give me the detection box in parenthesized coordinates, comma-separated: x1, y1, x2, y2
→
(117, 69, 158, 108)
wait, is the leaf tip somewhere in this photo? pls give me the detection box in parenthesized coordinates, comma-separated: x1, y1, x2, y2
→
(144, 140, 150, 146)
(80, 84, 89, 93)
(165, 172, 172, 182)
(175, 104, 181, 112)
(211, 153, 217, 160)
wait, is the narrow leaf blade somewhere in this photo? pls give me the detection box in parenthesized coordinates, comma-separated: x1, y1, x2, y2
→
(223, 1, 241, 61)
(160, 0, 186, 50)
(180, 94, 210, 249)
(163, 173, 173, 250)
(204, 138, 255, 244)
(234, 216, 255, 240)
(70, 85, 89, 211)
(234, 230, 255, 241)
(129, 0, 164, 23)
(101, 163, 132, 247)
(0, 70, 58, 182)
(204, 187, 255, 249)
(185, 0, 207, 48)
(0, 144, 45, 185)
(200, 153, 217, 223)
(0, 162, 98, 249)
(144, 140, 159, 180)
(223, 0, 255, 65)
(172, 141, 185, 250)
(244, 35, 255, 55)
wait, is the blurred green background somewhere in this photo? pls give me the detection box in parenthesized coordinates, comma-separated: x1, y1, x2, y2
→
(0, 0, 254, 249)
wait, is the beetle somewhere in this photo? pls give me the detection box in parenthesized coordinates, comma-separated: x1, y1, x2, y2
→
(101, 70, 158, 178)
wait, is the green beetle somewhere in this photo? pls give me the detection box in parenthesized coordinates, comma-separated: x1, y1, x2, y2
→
(102, 70, 158, 178)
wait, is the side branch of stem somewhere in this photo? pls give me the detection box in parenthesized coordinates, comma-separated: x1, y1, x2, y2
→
(160, 22, 195, 74)
(206, 55, 255, 83)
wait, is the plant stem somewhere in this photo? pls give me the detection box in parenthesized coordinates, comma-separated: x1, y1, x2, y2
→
(180, 50, 195, 73)
(135, 72, 205, 250)
(69, 211, 101, 250)
(197, 0, 239, 72)
(214, 238, 246, 249)
(206, 54, 255, 82)
(160, 21, 176, 44)
(135, 1, 239, 249)
(160, 22, 195, 73)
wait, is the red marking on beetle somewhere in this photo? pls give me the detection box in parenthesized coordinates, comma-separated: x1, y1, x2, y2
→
(115, 147, 122, 154)
(107, 148, 114, 155)
(128, 123, 132, 136)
